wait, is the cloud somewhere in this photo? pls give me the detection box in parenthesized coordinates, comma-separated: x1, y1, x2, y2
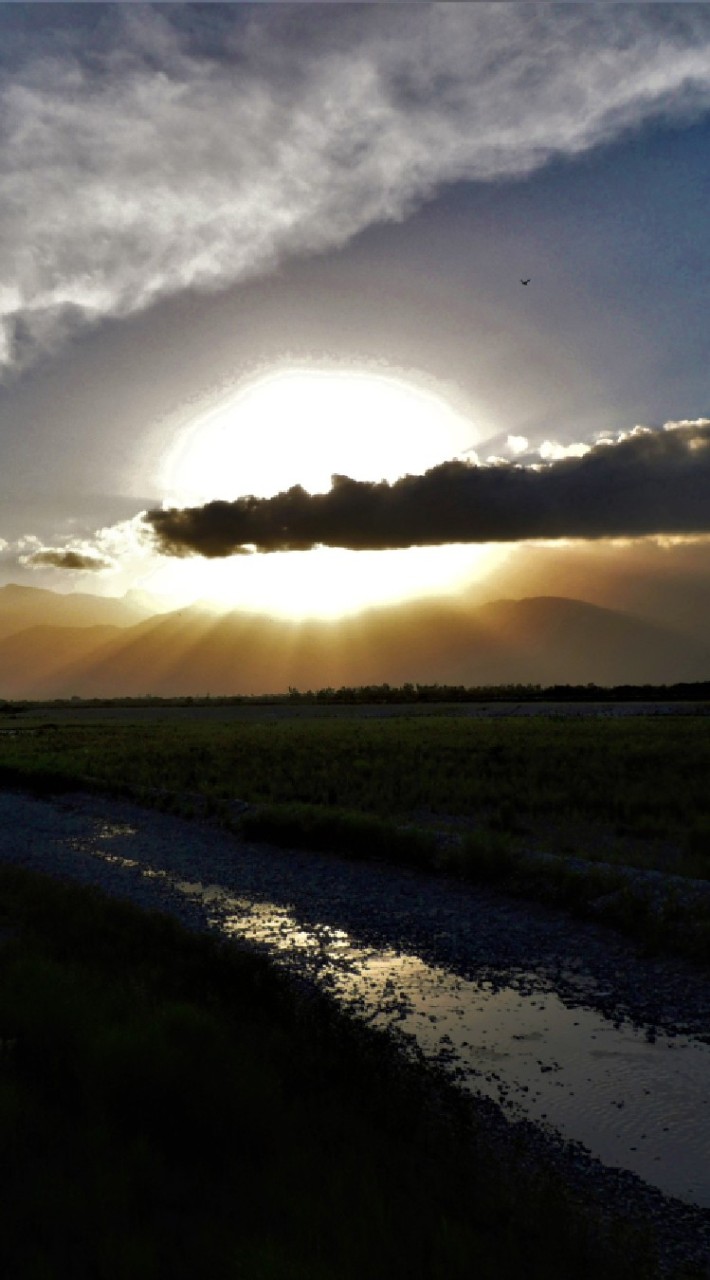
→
(22, 548, 113, 572)
(5, 516, 150, 575)
(2, 5, 710, 371)
(538, 440, 591, 462)
(14, 531, 116, 572)
(144, 420, 710, 557)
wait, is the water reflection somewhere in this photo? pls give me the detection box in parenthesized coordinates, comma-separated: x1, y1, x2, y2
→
(87, 845, 710, 1207)
(180, 880, 710, 1206)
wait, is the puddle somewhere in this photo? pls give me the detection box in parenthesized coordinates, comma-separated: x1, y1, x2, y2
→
(96, 823, 138, 840)
(85, 840, 710, 1208)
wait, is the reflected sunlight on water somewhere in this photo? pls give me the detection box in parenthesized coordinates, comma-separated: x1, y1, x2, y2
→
(181, 881, 710, 1206)
(85, 841, 710, 1207)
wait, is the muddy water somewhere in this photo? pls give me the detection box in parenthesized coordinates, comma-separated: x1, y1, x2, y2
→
(91, 829, 710, 1209)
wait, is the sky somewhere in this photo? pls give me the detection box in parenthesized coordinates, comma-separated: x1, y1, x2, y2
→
(0, 2, 709, 635)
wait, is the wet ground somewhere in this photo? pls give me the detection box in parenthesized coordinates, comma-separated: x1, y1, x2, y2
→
(1, 789, 709, 1271)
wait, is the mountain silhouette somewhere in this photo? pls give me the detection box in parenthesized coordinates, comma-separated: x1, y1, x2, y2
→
(0, 583, 149, 641)
(0, 588, 708, 698)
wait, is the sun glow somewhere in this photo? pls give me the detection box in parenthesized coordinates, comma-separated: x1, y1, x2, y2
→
(163, 367, 480, 502)
(151, 368, 504, 618)
(141, 542, 509, 620)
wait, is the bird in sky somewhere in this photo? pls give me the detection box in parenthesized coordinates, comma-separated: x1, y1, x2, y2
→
(520, 278, 531, 285)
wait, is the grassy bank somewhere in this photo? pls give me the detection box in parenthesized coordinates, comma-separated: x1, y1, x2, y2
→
(1, 713, 709, 963)
(0, 865, 675, 1280)
(1, 715, 709, 856)
(236, 804, 710, 967)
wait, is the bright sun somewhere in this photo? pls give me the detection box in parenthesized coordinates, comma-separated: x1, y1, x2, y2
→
(145, 368, 506, 618)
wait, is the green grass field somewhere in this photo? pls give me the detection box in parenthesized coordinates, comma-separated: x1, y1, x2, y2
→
(2, 712, 709, 860)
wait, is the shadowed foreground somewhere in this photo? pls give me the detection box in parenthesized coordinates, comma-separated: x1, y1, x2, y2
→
(0, 864, 672, 1280)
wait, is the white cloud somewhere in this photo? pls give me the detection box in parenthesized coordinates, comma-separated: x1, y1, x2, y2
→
(1, 5, 710, 371)
(5, 513, 150, 577)
(538, 439, 591, 462)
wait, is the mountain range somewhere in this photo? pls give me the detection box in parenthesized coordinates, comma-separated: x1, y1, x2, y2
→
(0, 583, 708, 698)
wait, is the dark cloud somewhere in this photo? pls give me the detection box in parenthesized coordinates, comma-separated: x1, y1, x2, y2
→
(26, 549, 112, 572)
(145, 421, 710, 558)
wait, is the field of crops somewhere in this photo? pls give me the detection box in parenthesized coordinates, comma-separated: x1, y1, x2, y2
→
(1, 713, 709, 870)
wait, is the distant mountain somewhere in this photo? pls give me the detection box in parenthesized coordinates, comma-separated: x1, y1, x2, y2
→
(1, 592, 709, 699)
(461, 596, 710, 687)
(0, 583, 150, 641)
(0, 624, 123, 697)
